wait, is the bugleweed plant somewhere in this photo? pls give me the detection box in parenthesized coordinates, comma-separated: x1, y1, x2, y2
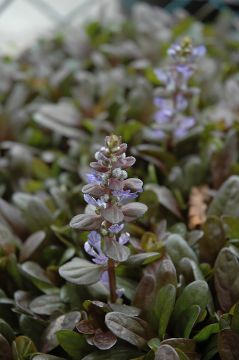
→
(0, 4, 239, 360)
(59, 134, 147, 303)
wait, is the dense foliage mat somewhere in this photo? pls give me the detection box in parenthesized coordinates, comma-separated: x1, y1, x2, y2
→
(0, 4, 239, 360)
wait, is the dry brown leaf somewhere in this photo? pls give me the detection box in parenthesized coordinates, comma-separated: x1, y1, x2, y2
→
(188, 185, 211, 229)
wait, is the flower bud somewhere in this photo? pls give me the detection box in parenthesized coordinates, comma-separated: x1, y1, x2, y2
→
(105, 134, 121, 150)
(120, 170, 128, 180)
(112, 168, 122, 178)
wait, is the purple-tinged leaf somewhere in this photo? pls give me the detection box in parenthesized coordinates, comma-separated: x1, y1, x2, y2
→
(70, 214, 102, 230)
(101, 205, 124, 224)
(122, 202, 147, 221)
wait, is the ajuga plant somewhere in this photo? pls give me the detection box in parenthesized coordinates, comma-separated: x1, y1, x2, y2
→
(146, 37, 206, 145)
(59, 134, 147, 303)
(1, 5, 239, 360)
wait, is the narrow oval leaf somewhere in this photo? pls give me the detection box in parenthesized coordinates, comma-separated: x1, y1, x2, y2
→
(122, 202, 148, 222)
(155, 344, 180, 360)
(59, 258, 104, 285)
(214, 248, 239, 311)
(29, 294, 64, 315)
(56, 329, 89, 359)
(101, 205, 124, 224)
(155, 283, 176, 339)
(105, 312, 148, 348)
(12, 336, 37, 360)
(0, 334, 12, 360)
(42, 311, 81, 352)
(70, 214, 102, 231)
(218, 329, 239, 360)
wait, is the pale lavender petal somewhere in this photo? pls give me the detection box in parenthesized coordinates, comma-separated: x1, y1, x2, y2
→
(119, 232, 130, 245)
(88, 231, 101, 246)
(84, 194, 98, 206)
(154, 96, 164, 107)
(181, 116, 196, 129)
(176, 94, 188, 111)
(92, 254, 108, 265)
(167, 44, 180, 57)
(86, 173, 102, 185)
(84, 242, 98, 257)
(192, 45, 206, 58)
(176, 64, 194, 79)
(96, 199, 107, 208)
(108, 223, 124, 234)
(113, 190, 138, 201)
(154, 109, 173, 124)
(154, 69, 167, 83)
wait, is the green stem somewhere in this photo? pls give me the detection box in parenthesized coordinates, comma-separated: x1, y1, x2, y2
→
(108, 258, 117, 303)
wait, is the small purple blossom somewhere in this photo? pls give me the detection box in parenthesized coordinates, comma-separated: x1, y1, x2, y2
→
(84, 194, 106, 208)
(112, 189, 139, 201)
(86, 172, 102, 185)
(119, 232, 130, 245)
(174, 116, 196, 139)
(84, 231, 108, 265)
(151, 38, 205, 143)
(108, 223, 124, 234)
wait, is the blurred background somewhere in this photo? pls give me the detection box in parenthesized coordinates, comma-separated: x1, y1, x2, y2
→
(0, 0, 238, 54)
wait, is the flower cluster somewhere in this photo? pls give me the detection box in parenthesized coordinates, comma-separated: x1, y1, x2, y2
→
(70, 134, 147, 267)
(151, 37, 206, 142)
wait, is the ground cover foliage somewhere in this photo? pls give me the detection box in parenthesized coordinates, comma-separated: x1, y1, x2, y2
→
(0, 4, 239, 360)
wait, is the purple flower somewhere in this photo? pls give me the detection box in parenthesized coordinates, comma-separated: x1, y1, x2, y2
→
(167, 44, 181, 58)
(174, 117, 196, 139)
(119, 232, 130, 245)
(154, 109, 173, 124)
(192, 45, 206, 58)
(84, 231, 108, 265)
(176, 94, 188, 111)
(84, 194, 106, 208)
(108, 223, 124, 234)
(86, 172, 102, 185)
(176, 64, 194, 80)
(154, 69, 168, 83)
(112, 189, 139, 202)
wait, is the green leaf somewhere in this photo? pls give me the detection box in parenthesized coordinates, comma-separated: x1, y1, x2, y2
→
(182, 305, 201, 338)
(59, 258, 104, 285)
(231, 302, 239, 334)
(208, 176, 239, 217)
(145, 184, 182, 218)
(175, 349, 190, 360)
(81, 347, 142, 360)
(172, 281, 209, 327)
(199, 216, 225, 264)
(105, 312, 148, 348)
(12, 336, 37, 360)
(0, 334, 12, 360)
(19, 231, 46, 262)
(29, 294, 65, 315)
(0, 318, 15, 343)
(125, 252, 161, 267)
(214, 248, 239, 311)
(21, 261, 56, 294)
(42, 311, 81, 353)
(194, 323, 220, 342)
(155, 345, 179, 360)
(56, 330, 89, 360)
(218, 329, 239, 360)
(164, 234, 198, 270)
(155, 284, 176, 339)
(104, 239, 130, 262)
(31, 355, 65, 360)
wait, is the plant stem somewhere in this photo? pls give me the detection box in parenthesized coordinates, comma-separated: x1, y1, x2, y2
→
(108, 258, 117, 303)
